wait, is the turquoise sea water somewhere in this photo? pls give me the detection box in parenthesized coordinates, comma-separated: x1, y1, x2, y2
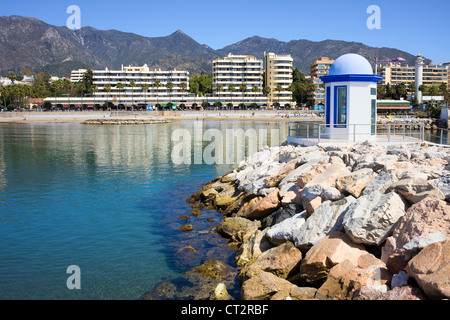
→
(0, 120, 288, 300)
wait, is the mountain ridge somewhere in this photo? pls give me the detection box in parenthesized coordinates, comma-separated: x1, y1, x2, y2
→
(0, 15, 430, 78)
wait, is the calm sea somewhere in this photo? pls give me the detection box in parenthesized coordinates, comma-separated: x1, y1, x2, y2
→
(0, 120, 288, 300)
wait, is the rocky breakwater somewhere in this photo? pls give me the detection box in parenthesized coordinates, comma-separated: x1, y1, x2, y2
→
(187, 141, 450, 300)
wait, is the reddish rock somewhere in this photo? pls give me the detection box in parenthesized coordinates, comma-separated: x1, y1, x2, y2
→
(299, 231, 367, 285)
(381, 197, 450, 268)
(239, 188, 281, 220)
(406, 240, 450, 299)
(316, 253, 391, 300)
(238, 241, 302, 283)
(378, 285, 427, 300)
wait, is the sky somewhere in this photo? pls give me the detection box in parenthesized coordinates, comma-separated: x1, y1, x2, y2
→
(1, 0, 449, 64)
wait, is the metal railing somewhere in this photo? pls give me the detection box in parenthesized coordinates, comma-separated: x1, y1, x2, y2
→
(288, 122, 450, 146)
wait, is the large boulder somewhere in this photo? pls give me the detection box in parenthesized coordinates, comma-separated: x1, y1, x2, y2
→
(300, 162, 351, 189)
(217, 217, 261, 244)
(278, 157, 327, 189)
(342, 191, 406, 246)
(381, 197, 450, 269)
(377, 285, 427, 300)
(362, 171, 398, 196)
(261, 204, 303, 229)
(263, 157, 299, 187)
(388, 177, 445, 204)
(241, 272, 314, 300)
(406, 240, 450, 299)
(238, 241, 302, 283)
(236, 188, 281, 220)
(293, 196, 356, 251)
(336, 168, 377, 198)
(430, 176, 450, 201)
(299, 231, 367, 286)
(266, 211, 308, 246)
(316, 253, 391, 300)
(235, 229, 273, 267)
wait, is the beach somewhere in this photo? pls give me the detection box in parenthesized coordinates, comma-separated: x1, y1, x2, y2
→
(0, 111, 323, 124)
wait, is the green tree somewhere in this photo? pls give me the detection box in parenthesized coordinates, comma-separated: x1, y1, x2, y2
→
(407, 82, 416, 96)
(179, 82, 187, 108)
(428, 85, 440, 97)
(239, 83, 247, 109)
(252, 85, 259, 107)
(275, 84, 283, 107)
(116, 83, 124, 110)
(154, 80, 162, 105)
(104, 84, 112, 108)
(189, 73, 212, 96)
(141, 83, 149, 107)
(166, 81, 174, 104)
(129, 80, 136, 108)
(228, 83, 235, 108)
(82, 70, 94, 94)
(216, 84, 223, 104)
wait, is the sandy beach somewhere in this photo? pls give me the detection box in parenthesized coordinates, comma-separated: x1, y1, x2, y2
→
(0, 112, 323, 124)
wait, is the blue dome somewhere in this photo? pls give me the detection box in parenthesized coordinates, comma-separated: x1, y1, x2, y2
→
(328, 54, 374, 76)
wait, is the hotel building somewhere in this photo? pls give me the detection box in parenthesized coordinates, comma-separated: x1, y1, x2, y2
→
(377, 62, 448, 87)
(308, 57, 334, 106)
(264, 52, 294, 106)
(212, 54, 267, 106)
(65, 64, 190, 107)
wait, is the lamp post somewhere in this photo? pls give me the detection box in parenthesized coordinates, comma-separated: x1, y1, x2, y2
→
(375, 57, 406, 75)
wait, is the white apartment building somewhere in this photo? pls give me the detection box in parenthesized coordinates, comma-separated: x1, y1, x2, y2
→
(264, 52, 294, 106)
(69, 64, 190, 106)
(70, 69, 87, 83)
(212, 54, 267, 106)
(377, 62, 448, 87)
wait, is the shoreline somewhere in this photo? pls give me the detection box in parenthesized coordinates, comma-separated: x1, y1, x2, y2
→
(0, 113, 323, 124)
(141, 140, 450, 300)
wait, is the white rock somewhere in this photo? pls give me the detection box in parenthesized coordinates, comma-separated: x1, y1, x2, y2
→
(293, 196, 356, 251)
(342, 192, 407, 246)
(266, 211, 308, 246)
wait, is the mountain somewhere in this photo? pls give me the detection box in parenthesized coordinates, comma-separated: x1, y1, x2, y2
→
(0, 15, 217, 77)
(218, 36, 430, 73)
(0, 15, 431, 78)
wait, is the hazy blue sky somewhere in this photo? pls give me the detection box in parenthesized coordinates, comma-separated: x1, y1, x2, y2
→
(2, 0, 449, 64)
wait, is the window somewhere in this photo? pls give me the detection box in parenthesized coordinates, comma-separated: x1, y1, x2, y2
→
(371, 87, 377, 96)
(334, 86, 347, 127)
(371, 99, 376, 135)
(325, 87, 331, 125)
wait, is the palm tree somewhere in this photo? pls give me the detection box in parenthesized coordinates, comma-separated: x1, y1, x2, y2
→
(104, 84, 112, 109)
(166, 82, 174, 107)
(228, 83, 235, 109)
(263, 86, 271, 110)
(90, 85, 98, 110)
(252, 85, 259, 109)
(179, 82, 187, 109)
(407, 82, 416, 96)
(216, 84, 223, 108)
(190, 82, 199, 109)
(275, 84, 283, 108)
(116, 82, 124, 110)
(239, 83, 247, 109)
(141, 83, 150, 108)
(154, 80, 161, 106)
(129, 80, 136, 110)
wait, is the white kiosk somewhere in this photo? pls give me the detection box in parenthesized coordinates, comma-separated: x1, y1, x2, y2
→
(320, 54, 383, 141)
